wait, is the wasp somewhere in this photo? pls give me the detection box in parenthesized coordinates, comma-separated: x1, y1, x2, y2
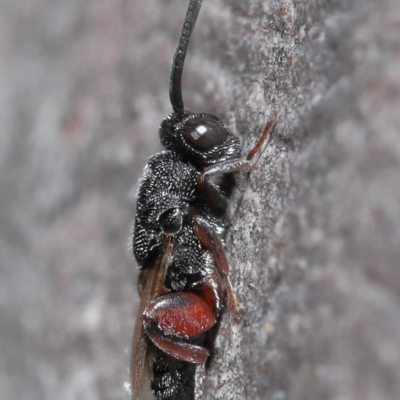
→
(129, 0, 275, 399)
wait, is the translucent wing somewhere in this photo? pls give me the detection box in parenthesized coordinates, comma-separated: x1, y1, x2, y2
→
(129, 238, 176, 400)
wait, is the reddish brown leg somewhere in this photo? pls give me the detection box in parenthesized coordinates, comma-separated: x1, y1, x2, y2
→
(143, 291, 216, 364)
(246, 119, 276, 161)
(197, 158, 249, 209)
(193, 215, 239, 314)
(144, 329, 209, 364)
(198, 120, 276, 209)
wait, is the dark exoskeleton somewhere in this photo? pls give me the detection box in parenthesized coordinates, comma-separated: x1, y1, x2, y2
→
(129, 1, 275, 399)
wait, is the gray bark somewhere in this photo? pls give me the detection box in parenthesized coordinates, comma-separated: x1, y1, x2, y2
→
(1, 0, 399, 400)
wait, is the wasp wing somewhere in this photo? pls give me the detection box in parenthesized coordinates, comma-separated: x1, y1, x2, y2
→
(129, 238, 175, 400)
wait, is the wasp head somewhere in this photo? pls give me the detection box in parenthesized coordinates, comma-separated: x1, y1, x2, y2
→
(159, 113, 241, 166)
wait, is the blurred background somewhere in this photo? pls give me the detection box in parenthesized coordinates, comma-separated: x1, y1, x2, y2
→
(1, 0, 400, 400)
(0, 0, 185, 399)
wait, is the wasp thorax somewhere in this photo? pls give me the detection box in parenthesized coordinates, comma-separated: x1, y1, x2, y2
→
(182, 116, 228, 151)
(160, 208, 183, 235)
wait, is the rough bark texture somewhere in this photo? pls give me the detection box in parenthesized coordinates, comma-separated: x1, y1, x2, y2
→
(1, 0, 399, 400)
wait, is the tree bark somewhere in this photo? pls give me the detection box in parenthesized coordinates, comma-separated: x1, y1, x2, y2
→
(1, 0, 399, 400)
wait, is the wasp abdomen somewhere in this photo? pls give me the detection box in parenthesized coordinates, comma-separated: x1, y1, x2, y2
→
(152, 351, 196, 400)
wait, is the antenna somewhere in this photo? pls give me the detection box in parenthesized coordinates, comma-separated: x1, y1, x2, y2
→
(169, 0, 203, 115)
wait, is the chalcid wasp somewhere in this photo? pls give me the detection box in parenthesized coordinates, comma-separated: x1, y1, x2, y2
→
(129, 0, 275, 398)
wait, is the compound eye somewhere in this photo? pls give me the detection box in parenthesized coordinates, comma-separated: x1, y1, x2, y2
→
(160, 208, 183, 235)
(182, 117, 228, 151)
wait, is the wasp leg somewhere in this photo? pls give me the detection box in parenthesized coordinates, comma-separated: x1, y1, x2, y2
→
(246, 119, 276, 161)
(193, 216, 239, 314)
(197, 120, 276, 209)
(197, 158, 248, 210)
(143, 292, 216, 364)
(144, 328, 209, 364)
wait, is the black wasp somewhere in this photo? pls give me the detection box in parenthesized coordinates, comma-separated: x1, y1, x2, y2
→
(129, 0, 275, 399)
